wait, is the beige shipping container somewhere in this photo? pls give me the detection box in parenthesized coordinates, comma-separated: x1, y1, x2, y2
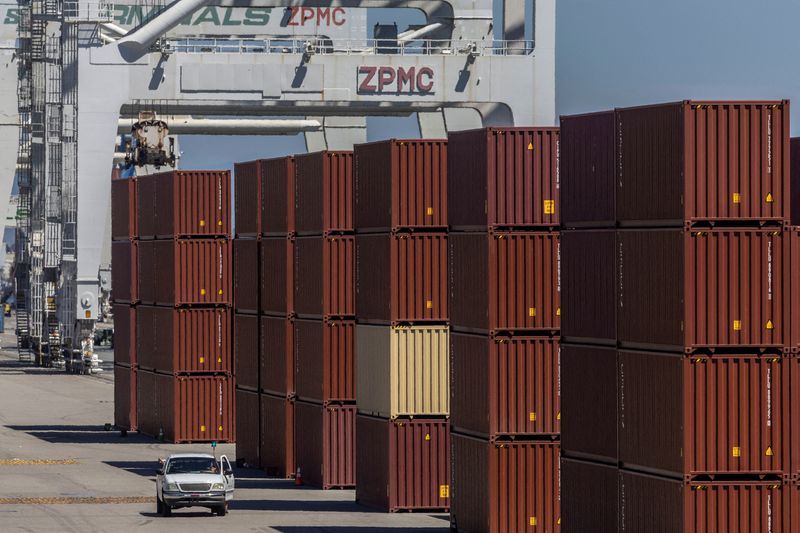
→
(356, 324, 449, 418)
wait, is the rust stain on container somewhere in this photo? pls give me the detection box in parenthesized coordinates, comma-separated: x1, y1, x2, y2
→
(260, 393, 295, 478)
(294, 402, 356, 489)
(448, 127, 560, 230)
(295, 151, 353, 235)
(356, 233, 448, 324)
(235, 388, 260, 468)
(260, 316, 294, 396)
(294, 318, 355, 404)
(112, 304, 136, 366)
(356, 415, 450, 512)
(111, 176, 137, 240)
(451, 435, 560, 533)
(114, 364, 137, 432)
(260, 237, 293, 316)
(234, 314, 259, 391)
(233, 238, 259, 314)
(354, 139, 447, 232)
(295, 236, 355, 319)
(451, 333, 560, 439)
(450, 232, 560, 335)
(233, 160, 262, 237)
(619, 350, 787, 477)
(261, 156, 295, 236)
(111, 241, 138, 304)
(616, 100, 790, 226)
(561, 458, 618, 533)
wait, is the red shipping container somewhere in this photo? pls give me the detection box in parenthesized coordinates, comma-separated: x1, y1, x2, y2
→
(617, 101, 790, 226)
(294, 402, 355, 489)
(295, 151, 353, 235)
(111, 176, 137, 240)
(114, 364, 137, 432)
(619, 350, 787, 478)
(233, 238, 259, 314)
(560, 110, 616, 228)
(137, 306, 231, 374)
(618, 228, 787, 353)
(354, 139, 447, 232)
(786, 358, 800, 474)
(448, 127, 560, 231)
(356, 415, 450, 512)
(235, 388, 260, 468)
(261, 156, 295, 236)
(451, 333, 560, 439)
(787, 228, 800, 351)
(450, 232, 560, 335)
(233, 160, 262, 237)
(260, 393, 295, 478)
(792, 139, 800, 225)
(260, 316, 293, 396)
(234, 314, 259, 391)
(295, 236, 355, 319)
(561, 458, 618, 533)
(451, 435, 560, 533)
(294, 318, 355, 404)
(356, 233, 448, 324)
(136, 371, 234, 443)
(138, 239, 232, 307)
(113, 304, 136, 366)
(111, 240, 138, 304)
(260, 237, 293, 316)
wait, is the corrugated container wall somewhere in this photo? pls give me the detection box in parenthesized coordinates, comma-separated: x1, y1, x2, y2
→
(785, 358, 800, 474)
(451, 333, 560, 439)
(260, 316, 293, 395)
(233, 239, 259, 314)
(788, 228, 800, 351)
(448, 127, 560, 230)
(295, 236, 355, 319)
(111, 177, 137, 240)
(260, 394, 295, 478)
(294, 402, 356, 489)
(449, 232, 560, 334)
(451, 435, 560, 533)
(235, 388, 260, 468)
(113, 304, 136, 366)
(114, 364, 137, 432)
(356, 233, 448, 324)
(295, 151, 353, 235)
(261, 156, 295, 235)
(233, 160, 261, 237)
(616, 100, 790, 226)
(234, 314, 259, 391)
(295, 318, 355, 403)
(356, 416, 450, 512)
(111, 241, 137, 304)
(354, 139, 447, 232)
(560, 111, 616, 228)
(560, 459, 618, 533)
(136, 171, 156, 237)
(356, 324, 449, 418)
(792, 139, 800, 225)
(260, 237, 293, 316)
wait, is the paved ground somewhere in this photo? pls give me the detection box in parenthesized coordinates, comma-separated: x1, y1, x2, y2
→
(0, 315, 449, 532)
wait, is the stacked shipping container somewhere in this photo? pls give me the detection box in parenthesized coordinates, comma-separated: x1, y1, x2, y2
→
(560, 100, 793, 531)
(448, 128, 562, 532)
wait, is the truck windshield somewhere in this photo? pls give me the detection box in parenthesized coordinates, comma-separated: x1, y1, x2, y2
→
(166, 458, 219, 474)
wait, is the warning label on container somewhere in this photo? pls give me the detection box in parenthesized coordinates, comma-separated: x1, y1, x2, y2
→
(439, 485, 449, 498)
(544, 200, 555, 215)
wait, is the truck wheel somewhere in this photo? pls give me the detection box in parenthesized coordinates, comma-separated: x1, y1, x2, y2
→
(217, 503, 227, 516)
(160, 502, 171, 517)
(156, 496, 162, 514)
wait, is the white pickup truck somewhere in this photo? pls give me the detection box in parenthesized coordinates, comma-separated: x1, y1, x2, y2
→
(155, 453, 234, 516)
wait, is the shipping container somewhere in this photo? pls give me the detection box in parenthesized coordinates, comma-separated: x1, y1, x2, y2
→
(619, 470, 791, 532)
(354, 139, 447, 232)
(450, 434, 560, 533)
(792, 139, 800, 226)
(260, 393, 295, 478)
(788, 228, 800, 351)
(451, 333, 559, 439)
(235, 388, 260, 468)
(294, 151, 353, 235)
(111, 176, 137, 240)
(234, 314, 259, 391)
(294, 318, 355, 403)
(260, 316, 293, 395)
(616, 100, 790, 226)
(261, 156, 295, 236)
(560, 110, 616, 228)
(138, 239, 232, 307)
(450, 232, 560, 335)
(113, 304, 136, 366)
(137, 170, 231, 239)
(561, 344, 617, 463)
(618, 228, 786, 352)
(561, 458, 618, 533)
(356, 324, 448, 418)
(136, 306, 231, 374)
(356, 233, 448, 324)
(233, 160, 262, 237)
(356, 415, 450, 512)
(111, 240, 138, 304)
(294, 402, 356, 489)
(114, 364, 137, 432)
(137, 371, 234, 443)
(233, 238, 259, 314)
(561, 230, 616, 345)
(260, 237, 293, 316)
(619, 350, 787, 478)
(295, 236, 355, 319)
(787, 357, 800, 474)
(448, 127, 560, 231)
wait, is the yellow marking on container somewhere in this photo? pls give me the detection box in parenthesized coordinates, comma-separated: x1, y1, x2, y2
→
(217, 357, 222, 363)
(439, 485, 449, 498)
(529, 516, 537, 526)
(426, 207, 434, 216)
(424, 433, 431, 441)
(557, 412, 561, 420)
(732, 446, 741, 457)
(529, 412, 537, 422)
(218, 289, 223, 295)
(766, 320, 774, 330)
(527, 142, 534, 150)
(0, 459, 79, 465)
(200, 425, 206, 432)
(557, 518, 561, 525)
(200, 289, 206, 296)
(766, 446, 773, 456)
(218, 426, 223, 431)
(556, 307, 561, 316)
(544, 200, 555, 214)
(217, 220, 223, 226)
(426, 300, 433, 309)
(529, 307, 537, 317)
(200, 219, 206, 227)
(766, 192, 774, 203)
(732, 192, 741, 204)
(199, 356, 205, 364)
(733, 320, 742, 331)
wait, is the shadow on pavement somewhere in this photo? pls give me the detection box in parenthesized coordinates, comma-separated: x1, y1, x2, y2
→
(231, 499, 379, 513)
(272, 528, 450, 532)
(7, 424, 157, 444)
(104, 460, 159, 479)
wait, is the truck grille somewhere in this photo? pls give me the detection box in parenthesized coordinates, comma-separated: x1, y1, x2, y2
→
(178, 483, 211, 492)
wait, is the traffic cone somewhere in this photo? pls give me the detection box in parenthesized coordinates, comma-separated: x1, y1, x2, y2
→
(295, 467, 303, 486)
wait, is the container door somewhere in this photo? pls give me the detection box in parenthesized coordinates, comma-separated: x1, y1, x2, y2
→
(220, 455, 235, 499)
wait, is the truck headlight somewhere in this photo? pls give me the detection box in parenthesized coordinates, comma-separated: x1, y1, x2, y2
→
(166, 483, 179, 491)
(211, 483, 224, 490)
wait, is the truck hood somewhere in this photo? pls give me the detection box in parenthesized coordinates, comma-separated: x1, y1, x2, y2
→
(165, 473, 225, 485)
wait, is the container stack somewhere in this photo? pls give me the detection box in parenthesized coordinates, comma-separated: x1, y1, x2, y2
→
(134, 170, 235, 444)
(293, 151, 356, 489)
(447, 128, 561, 532)
(561, 101, 793, 531)
(354, 139, 451, 512)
